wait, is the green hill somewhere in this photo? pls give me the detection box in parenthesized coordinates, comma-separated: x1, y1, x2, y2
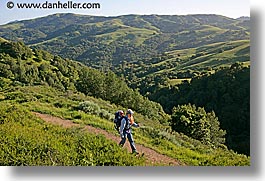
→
(0, 39, 250, 166)
(0, 40, 166, 122)
(0, 13, 249, 68)
(0, 13, 249, 101)
(0, 13, 250, 163)
(116, 39, 249, 94)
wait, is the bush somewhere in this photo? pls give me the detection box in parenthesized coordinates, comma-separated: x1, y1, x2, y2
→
(99, 109, 114, 121)
(77, 101, 114, 121)
(77, 101, 100, 115)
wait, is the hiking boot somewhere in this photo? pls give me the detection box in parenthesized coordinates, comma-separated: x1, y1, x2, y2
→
(132, 150, 139, 155)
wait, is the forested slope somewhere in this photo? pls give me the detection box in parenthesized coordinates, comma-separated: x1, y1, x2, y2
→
(150, 63, 250, 155)
(0, 39, 166, 121)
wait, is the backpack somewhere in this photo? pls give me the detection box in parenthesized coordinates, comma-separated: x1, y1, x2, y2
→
(114, 111, 130, 132)
(114, 111, 124, 132)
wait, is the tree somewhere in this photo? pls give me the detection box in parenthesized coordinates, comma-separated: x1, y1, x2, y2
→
(171, 104, 226, 147)
(207, 111, 226, 147)
(150, 64, 250, 155)
(76, 67, 104, 98)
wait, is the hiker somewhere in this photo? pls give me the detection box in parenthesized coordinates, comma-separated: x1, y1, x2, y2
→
(119, 109, 140, 154)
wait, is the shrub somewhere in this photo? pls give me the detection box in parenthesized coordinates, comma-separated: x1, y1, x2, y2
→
(99, 109, 114, 121)
(77, 101, 100, 115)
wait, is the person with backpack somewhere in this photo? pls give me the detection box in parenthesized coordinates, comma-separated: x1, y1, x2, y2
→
(119, 109, 140, 154)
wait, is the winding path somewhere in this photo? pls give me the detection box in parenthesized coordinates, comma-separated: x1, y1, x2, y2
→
(32, 112, 184, 166)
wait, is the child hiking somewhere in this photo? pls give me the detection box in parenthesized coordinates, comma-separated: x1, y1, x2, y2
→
(118, 109, 140, 154)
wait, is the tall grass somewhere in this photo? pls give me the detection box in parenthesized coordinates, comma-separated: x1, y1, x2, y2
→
(0, 102, 145, 166)
(0, 85, 250, 166)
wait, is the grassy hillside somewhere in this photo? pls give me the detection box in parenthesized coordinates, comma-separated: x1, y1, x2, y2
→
(0, 84, 250, 166)
(0, 101, 146, 166)
(116, 39, 249, 95)
(0, 13, 249, 68)
(0, 39, 167, 122)
(0, 12, 250, 163)
(0, 39, 250, 166)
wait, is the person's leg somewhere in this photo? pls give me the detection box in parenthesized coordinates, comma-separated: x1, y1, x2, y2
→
(127, 132, 137, 153)
(119, 132, 127, 147)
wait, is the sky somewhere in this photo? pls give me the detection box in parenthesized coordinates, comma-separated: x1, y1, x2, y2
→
(0, 0, 250, 25)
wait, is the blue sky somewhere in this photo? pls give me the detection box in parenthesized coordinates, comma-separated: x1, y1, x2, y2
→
(0, 0, 250, 25)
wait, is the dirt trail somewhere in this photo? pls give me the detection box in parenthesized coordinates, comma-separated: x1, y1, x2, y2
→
(32, 112, 183, 166)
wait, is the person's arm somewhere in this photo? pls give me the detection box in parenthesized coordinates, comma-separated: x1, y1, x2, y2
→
(131, 122, 140, 128)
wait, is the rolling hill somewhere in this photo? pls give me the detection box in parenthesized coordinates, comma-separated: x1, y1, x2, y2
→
(116, 39, 250, 93)
(0, 13, 250, 69)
